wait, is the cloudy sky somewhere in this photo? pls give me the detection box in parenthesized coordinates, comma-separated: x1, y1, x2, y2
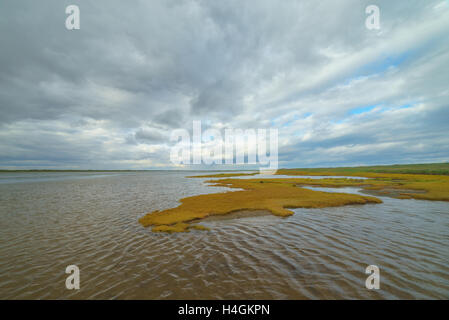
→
(1, 0, 448, 169)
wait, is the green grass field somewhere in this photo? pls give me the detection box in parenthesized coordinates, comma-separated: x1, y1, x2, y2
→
(280, 163, 449, 175)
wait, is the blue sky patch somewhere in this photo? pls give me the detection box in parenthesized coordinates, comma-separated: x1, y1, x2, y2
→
(349, 104, 381, 115)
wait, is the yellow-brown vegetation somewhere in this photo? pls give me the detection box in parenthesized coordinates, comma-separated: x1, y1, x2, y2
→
(275, 169, 449, 202)
(140, 166, 449, 233)
(139, 178, 382, 232)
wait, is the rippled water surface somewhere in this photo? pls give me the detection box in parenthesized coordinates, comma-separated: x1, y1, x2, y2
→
(0, 171, 448, 299)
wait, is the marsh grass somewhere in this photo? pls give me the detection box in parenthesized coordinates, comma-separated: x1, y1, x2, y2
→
(139, 163, 449, 233)
(275, 172, 449, 202)
(139, 178, 382, 232)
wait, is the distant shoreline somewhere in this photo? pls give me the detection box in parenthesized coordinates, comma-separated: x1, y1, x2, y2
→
(1, 162, 448, 175)
(0, 169, 255, 173)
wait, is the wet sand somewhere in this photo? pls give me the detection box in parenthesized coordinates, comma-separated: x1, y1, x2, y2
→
(193, 209, 273, 222)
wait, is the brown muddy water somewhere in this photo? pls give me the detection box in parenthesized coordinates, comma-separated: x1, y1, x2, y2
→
(0, 171, 448, 299)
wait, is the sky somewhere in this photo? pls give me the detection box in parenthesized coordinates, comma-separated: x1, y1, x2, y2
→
(0, 0, 448, 169)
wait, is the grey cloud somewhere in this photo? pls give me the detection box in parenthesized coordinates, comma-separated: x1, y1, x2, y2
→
(134, 128, 167, 143)
(0, 0, 448, 169)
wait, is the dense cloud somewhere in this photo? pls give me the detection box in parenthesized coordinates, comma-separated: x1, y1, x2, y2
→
(0, 0, 448, 169)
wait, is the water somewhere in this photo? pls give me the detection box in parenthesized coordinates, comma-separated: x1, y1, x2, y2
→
(0, 171, 448, 299)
